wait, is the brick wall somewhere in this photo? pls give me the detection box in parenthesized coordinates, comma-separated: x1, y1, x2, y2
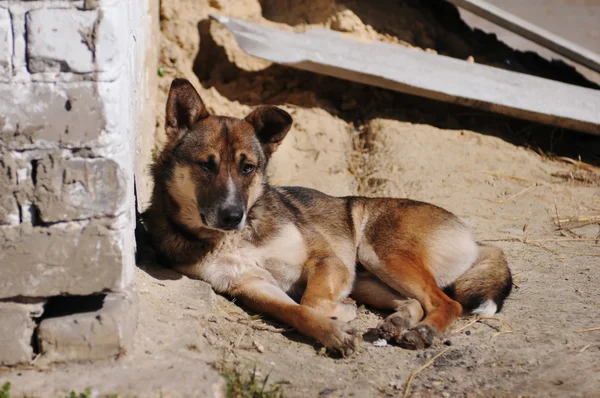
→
(0, 0, 156, 365)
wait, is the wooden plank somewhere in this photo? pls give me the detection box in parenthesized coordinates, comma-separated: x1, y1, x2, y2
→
(210, 14, 600, 135)
(449, 0, 600, 73)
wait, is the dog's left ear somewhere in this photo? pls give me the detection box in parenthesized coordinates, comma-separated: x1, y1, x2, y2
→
(245, 106, 292, 156)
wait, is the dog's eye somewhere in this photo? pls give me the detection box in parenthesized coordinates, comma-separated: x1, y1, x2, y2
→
(197, 161, 215, 173)
(241, 163, 255, 175)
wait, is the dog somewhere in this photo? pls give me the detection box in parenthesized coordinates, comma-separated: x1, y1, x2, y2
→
(143, 78, 512, 356)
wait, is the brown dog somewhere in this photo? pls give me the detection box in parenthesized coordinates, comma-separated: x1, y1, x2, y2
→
(143, 78, 512, 355)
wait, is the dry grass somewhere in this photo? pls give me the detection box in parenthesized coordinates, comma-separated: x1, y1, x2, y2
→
(575, 326, 600, 333)
(479, 233, 599, 258)
(495, 183, 538, 205)
(552, 215, 600, 230)
(451, 316, 513, 341)
(403, 346, 452, 398)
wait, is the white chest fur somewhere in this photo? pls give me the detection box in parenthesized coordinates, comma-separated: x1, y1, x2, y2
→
(191, 223, 308, 294)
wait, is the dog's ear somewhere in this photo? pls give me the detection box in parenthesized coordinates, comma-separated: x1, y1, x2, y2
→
(165, 78, 209, 141)
(245, 106, 292, 156)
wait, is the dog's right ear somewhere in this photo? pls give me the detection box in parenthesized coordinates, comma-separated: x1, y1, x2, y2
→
(165, 78, 209, 141)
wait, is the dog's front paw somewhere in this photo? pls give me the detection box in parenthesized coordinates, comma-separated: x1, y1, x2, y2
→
(321, 320, 361, 357)
(398, 324, 436, 350)
(333, 300, 358, 323)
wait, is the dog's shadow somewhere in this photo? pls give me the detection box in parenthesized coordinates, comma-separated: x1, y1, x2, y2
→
(135, 213, 182, 281)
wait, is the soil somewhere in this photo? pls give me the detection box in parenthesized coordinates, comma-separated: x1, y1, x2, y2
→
(2, 1, 600, 397)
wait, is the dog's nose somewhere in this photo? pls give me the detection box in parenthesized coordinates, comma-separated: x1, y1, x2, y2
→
(218, 205, 244, 230)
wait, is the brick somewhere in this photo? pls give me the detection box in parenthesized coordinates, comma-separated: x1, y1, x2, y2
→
(26, 9, 97, 73)
(0, 220, 127, 298)
(37, 288, 137, 363)
(0, 8, 11, 79)
(0, 194, 20, 225)
(0, 300, 45, 366)
(26, 7, 120, 74)
(33, 156, 127, 222)
(0, 83, 106, 150)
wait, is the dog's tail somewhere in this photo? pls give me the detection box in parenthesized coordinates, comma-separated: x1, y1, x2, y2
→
(443, 245, 512, 317)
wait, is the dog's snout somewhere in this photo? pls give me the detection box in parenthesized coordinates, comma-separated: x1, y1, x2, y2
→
(218, 205, 244, 230)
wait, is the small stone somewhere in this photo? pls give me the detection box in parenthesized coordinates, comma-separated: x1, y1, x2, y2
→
(443, 340, 453, 346)
(389, 379, 402, 390)
(442, 392, 451, 398)
(319, 388, 337, 396)
(372, 338, 388, 347)
(253, 341, 264, 353)
(465, 330, 471, 336)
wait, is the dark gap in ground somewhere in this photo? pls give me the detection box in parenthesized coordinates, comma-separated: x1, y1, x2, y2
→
(41, 294, 106, 320)
(193, 19, 600, 166)
(29, 204, 41, 226)
(30, 313, 42, 356)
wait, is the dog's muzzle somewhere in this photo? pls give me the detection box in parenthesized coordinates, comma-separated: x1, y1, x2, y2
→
(216, 205, 245, 231)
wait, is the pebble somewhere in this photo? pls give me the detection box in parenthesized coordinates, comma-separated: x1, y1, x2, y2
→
(319, 388, 337, 396)
(465, 330, 471, 336)
(443, 340, 453, 346)
(253, 341, 264, 353)
(372, 339, 388, 347)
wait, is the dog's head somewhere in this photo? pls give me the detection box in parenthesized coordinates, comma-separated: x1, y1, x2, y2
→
(155, 78, 292, 232)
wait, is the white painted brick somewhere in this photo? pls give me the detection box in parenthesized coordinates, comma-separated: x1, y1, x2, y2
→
(0, 194, 20, 225)
(0, 83, 107, 150)
(0, 0, 156, 366)
(37, 289, 137, 364)
(26, 7, 122, 75)
(0, 8, 11, 79)
(0, 300, 45, 366)
(26, 8, 97, 73)
(33, 156, 128, 222)
(0, 216, 130, 299)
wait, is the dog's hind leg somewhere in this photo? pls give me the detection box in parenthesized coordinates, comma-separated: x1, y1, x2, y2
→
(352, 271, 424, 341)
(358, 245, 462, 349)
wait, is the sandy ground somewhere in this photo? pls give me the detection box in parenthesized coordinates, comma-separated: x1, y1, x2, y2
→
(2, 1, 600, 397)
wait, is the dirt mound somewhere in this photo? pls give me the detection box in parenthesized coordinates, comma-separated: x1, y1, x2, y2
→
(158, 0, 600, 168)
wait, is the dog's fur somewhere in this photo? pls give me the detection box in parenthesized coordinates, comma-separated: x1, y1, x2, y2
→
(143, 79, 512, 355)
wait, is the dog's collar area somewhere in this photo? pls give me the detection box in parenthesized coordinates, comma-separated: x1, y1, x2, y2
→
(167, 216, 211, 242)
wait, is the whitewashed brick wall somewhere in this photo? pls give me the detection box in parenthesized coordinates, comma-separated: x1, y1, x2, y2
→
(0, 0, 155, 365)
